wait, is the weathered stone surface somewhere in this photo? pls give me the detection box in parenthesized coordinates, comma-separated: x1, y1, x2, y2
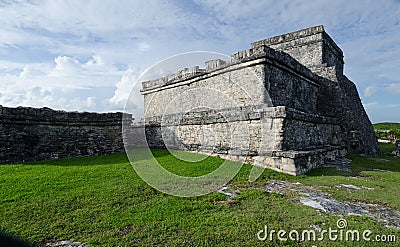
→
(45, 240, 90, 247)
(133, 25, 379, 175)
(0, 106, 132, 163)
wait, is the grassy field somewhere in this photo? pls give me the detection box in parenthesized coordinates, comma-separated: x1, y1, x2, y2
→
(1, 144, 399, 246)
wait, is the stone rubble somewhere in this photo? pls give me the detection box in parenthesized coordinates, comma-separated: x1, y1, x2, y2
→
(373, 168, 393, 173)
(368, 158, 390, 162)
(336, 184, 362, 190)
(217, 186, 238, 199)
(263, 180, 400, 229)
(45, 240, 90, 247)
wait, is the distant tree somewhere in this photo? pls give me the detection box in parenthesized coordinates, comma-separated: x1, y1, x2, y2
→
(373, 122, 400, 140)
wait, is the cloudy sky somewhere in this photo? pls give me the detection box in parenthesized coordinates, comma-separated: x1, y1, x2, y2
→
(0, 0, 399, 123)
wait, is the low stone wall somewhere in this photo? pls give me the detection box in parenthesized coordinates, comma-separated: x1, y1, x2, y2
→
(0, 105, 131, 163)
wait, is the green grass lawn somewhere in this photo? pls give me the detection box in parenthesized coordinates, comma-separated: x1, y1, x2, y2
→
(1, 146, 399, 246)
(380, 142, 395, 153)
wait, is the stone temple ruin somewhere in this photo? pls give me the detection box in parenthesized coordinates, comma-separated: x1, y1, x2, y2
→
(0, 26, 379, 176)
(132, 25, 379, 175)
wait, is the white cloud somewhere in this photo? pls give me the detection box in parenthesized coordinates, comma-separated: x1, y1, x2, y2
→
(363, 101, 400, 123)
(19, 65, 33, 78)
(362, 82, 400, 100)
(385, 83, 400, 94)
(0, 53, 124, 112)
(85, 55, 105, 66)
(107, 67, 137, 105)
(386, 103, 400, 108)
(137, 42, 151, 52)
(364, 86, 378, 98)
(50, 56, 82, 76)
(0, 85, 97, 112)
(363, 101, 379, 108)
(0, 0, 398, 123)
(106, 66, 143, 116)
(0, 1, 196, 43)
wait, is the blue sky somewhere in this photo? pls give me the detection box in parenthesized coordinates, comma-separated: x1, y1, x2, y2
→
(0, 0, 399, 123)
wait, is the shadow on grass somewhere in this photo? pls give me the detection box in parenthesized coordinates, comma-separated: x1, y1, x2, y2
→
(1, 148, 173, 167)
(379, 142, 397, 154)
(1, 152, 129, 167)
(305, 155, 400, 177)
(300, 143, 399, 177)
(3, 144, 398, 178)
(0, 231, 36, 247)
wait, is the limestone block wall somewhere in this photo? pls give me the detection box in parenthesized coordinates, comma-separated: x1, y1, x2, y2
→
(0, 105, 131, 163)
(128, 106, 343, 153)
(142, 45, 321, 119)
(266, 64, 318, 113)
(163, 107, 285, 154)
(251, 25, 344, 74)
(281, 109, 343, 150)
(313, 66, 380, 155)
(331, 76, 380, 154)
(123, 106, 346, 175)
(125, 107, 284, 152)
(142, 63, 267, 118)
